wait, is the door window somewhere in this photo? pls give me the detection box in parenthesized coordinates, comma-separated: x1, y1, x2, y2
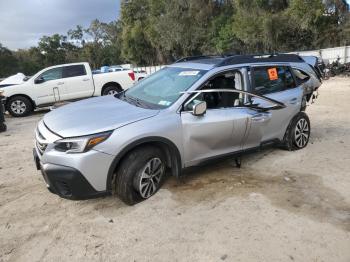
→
(252, 66, 296, 95)
(185, 71, 244, 111)
(38, 67, 63, 82)
(63, 65, 86, 78)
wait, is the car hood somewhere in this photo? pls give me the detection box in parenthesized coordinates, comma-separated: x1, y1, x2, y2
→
(43, 95, 160, 137)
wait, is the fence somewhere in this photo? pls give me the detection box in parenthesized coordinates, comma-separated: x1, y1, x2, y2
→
(121, 64, 165, 75)
(125, 46, 350, 77)
(291, 46, 350, 64)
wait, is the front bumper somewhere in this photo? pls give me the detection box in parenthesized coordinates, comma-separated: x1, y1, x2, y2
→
(33, 149, 109, 200)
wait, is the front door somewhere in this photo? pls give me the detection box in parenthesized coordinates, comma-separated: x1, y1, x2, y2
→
(181, 106, 250, 166)
(180, 69, 254, 166)
(34, 67, 64, 105)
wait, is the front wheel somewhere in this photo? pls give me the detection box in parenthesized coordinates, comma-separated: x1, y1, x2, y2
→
(115, 146, 166, 205)
(7, 96, 33, 117)
(283, 112, 311, 151)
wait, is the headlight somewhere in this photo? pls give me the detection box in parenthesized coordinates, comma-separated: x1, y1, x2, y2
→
(54, 131, 112, 153)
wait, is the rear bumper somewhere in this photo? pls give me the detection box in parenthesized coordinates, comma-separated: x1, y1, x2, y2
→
(33, 149, 109, 200)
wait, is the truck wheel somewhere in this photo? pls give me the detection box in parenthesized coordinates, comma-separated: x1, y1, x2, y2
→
(282, 112, 311, 151)
(115, 146, 166, 205)
(0, 123, 6, 132)
(7, 96, 33, 117)
(102, 85, 122, 96)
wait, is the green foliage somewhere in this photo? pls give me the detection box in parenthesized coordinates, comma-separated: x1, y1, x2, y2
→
(0, 44, 18, 77)
(0, 0, 349, 78)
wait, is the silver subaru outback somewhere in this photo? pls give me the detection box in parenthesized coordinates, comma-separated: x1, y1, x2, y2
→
(33, 54, 322, 205)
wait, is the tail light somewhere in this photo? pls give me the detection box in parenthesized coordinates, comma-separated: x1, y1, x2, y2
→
(128, 71, 135, 81)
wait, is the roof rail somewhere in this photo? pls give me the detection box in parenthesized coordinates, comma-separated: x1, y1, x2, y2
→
(175, 55, 224, 63)
(216, 54, 304, 67)
(174, 53, 304, 66)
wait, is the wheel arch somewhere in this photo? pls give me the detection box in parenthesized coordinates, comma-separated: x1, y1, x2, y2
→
(282, 111, 310, 150)
(6, 94, 36, 109)
(106, 136, 182, 192)
(101, 82, 123, 95)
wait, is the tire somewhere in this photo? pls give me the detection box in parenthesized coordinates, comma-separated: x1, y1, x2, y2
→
(282, 112, 311, 151)
(0, 123, 6, 132)
(7, 96, 33, 117)
(102, 85, 122, 96)
(115, 146, 167, 205)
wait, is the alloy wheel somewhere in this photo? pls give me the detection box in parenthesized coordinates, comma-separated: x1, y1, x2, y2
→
(10, 100, 26, 115)
(294, 118, 309, 148)
(137, 158, 164, 199)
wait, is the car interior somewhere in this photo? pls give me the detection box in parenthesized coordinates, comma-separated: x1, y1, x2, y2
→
(194, 71, 244, 110)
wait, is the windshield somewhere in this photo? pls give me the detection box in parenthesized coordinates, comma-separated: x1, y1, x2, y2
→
(123, 67, 207, 109)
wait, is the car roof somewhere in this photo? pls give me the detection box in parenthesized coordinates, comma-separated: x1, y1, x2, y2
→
(170, 54, 306, 70)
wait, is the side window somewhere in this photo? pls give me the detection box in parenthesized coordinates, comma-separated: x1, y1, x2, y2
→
(252, 66, 285, 95)
(185, 71, 244, 110)
(292, 68, 310, 86)
(63, 65, 86, 78)
(38, 67, 63, 82)
(253, 66, 296, 95)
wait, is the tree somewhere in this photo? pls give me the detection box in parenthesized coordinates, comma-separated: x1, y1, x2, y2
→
(1, 0, 350, 72)
(38, 34, 67, 66)
(0, 43, 18, 78)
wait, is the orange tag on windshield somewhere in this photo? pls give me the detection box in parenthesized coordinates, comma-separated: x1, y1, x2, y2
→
(268, 68, 278, 80)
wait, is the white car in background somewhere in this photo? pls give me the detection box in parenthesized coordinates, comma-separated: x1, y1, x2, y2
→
(109, 66, 148, 80)
(0, 62, 136, 117)
(0, 73, 26, 88)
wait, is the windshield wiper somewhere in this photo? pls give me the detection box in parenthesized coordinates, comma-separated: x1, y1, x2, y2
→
(121, 93, 151, 109)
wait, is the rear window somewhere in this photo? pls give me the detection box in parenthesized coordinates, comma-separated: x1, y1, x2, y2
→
(292, 68, 310, 85)
(63, 65, 86, 78)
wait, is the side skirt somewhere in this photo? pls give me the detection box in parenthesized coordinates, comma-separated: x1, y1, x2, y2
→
(181, 138, 281, 175)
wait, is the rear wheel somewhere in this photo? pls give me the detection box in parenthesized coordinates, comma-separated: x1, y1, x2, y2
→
(102, 85, 122, 96)
(283, 112, 311, 151)
(115, 146, 166, 205)
(7, 96, 33, 117)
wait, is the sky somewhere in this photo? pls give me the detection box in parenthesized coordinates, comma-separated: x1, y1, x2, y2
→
(0, 0, 349, 50)
(0, 0, 120, 50)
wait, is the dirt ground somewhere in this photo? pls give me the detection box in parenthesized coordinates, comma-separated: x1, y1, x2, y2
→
(0, 77, 350, 262)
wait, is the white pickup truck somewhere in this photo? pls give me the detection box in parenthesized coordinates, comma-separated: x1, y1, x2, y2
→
(0, 62, 136, 117)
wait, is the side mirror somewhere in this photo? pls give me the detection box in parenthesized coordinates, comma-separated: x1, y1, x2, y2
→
(192, 101, 207, 116)
(34, 77, 45, 84)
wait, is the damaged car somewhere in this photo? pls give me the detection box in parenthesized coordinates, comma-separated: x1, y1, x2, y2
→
(33, 54, 321, 205)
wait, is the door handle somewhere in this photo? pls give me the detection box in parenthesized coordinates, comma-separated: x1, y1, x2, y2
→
(57, 82, 64, 85)
(289, 97, 298, 104)
(82, 78, 90, 82)
(252, 112, 272, 122)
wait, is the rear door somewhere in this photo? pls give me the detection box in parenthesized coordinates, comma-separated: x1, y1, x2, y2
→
(60, 64, 94, 100)
(250, 65, 303, 142)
